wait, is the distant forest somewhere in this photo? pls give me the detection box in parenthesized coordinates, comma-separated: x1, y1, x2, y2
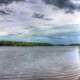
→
(0, 41, 79, 46)
(0, 41, 53, 46)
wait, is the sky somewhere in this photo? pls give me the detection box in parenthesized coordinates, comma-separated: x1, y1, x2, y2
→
(0, 0, 80, 44)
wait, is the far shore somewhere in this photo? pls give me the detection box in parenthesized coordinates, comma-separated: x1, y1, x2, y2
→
(0, 41, 79, 46)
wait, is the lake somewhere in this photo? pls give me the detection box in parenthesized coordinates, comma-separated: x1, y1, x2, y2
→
(0, 46, 79, 80)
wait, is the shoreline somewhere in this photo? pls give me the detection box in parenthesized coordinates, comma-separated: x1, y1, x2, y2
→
(0, 41, 79, 46)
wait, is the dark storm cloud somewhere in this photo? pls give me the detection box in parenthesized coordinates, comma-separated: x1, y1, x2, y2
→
(0, 10, 10, 15)
(0, 0, 25, 4)
(0, 0, 25, 15)
(43, 0, 80, 13)
(32, 13, 53, 21)
(32, 13, 44, 19)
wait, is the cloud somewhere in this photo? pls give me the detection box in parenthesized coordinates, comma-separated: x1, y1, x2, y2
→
(0, 10, 11, 15)
(43, 0, 80, 13)
(0, 32, 8, 36)
(32, 13, 53, 21)
(32, 13, 45, 19)
(0, 0, 25, 4)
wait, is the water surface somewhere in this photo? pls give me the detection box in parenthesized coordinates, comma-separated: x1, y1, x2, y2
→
(0, 46, 79, 80)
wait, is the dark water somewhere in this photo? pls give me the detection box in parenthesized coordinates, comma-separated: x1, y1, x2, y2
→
(0, 46, 79, 80)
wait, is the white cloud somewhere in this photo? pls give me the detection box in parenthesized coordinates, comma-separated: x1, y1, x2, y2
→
(0, 32, 8, 36)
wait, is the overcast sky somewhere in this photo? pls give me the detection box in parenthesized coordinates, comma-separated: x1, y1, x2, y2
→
(0, 0, 80, 43)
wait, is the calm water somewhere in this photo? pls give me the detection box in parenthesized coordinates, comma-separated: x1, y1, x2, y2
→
(0, 46, 79, 80)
